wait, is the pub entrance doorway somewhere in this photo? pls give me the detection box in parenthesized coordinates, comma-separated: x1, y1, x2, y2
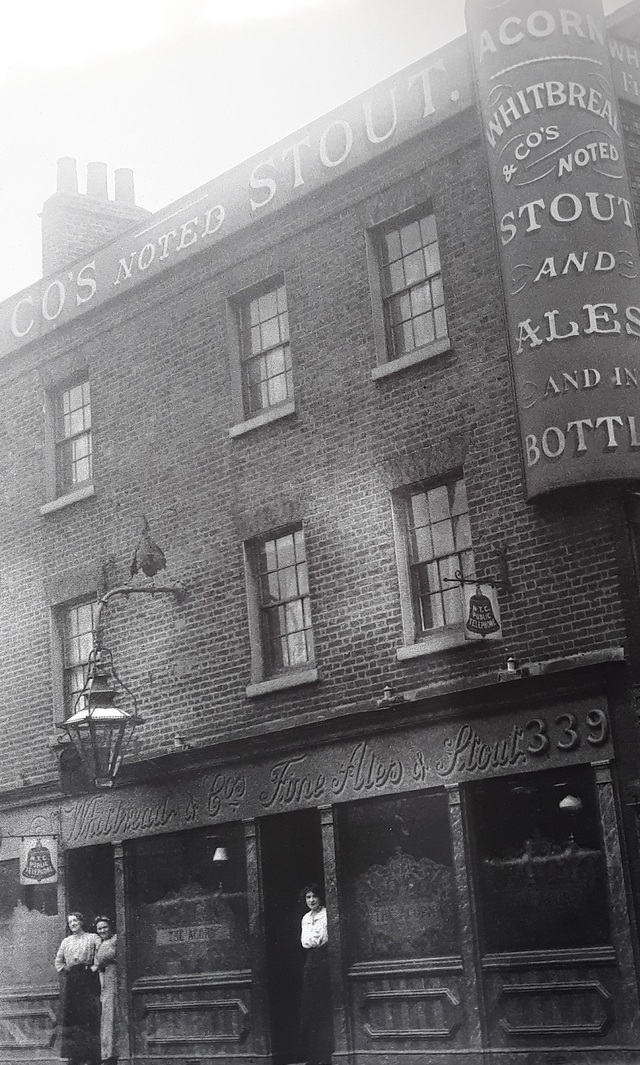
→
(260, 808, 326, 1065)
(66, 844, 115, 928)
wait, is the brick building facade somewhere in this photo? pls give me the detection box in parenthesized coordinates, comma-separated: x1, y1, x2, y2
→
(2, 1, 640, 1063)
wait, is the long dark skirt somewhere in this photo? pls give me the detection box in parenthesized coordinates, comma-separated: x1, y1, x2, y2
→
(60, 965, 101, 1065)
(299, 945, 333, 1065)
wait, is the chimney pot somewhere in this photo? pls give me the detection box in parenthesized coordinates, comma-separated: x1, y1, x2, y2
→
(86, 161, 109, 200)
(114, 167, 136, 205)
(57, 157, 78, 194)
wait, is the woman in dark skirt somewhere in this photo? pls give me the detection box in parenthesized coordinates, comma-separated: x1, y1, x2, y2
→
(54, 912, 101, 1065)
(299, 884, 334, 1065)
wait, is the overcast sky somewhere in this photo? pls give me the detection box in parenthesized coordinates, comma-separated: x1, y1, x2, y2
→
(0, 0, 631, 305)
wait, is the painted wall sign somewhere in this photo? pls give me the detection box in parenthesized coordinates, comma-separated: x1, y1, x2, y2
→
(0, 37, 472, 361)
(465, 0, 640, 497)
(610, 36, 640, 106)
(39, 698, 612, 849)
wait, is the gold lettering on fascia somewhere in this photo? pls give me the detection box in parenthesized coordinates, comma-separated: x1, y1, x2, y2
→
(63, 794, 178, 845)
(61, 708, 611, 843)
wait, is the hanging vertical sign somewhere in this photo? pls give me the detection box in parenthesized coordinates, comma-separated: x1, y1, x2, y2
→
(465, 0, 640, 498)
(463, 582, 502, 640)
(20, 836, 58, 884)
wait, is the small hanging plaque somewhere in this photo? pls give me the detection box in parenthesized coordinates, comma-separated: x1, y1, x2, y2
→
(463, 583, 502, 642)
(20, 837, 58, 885)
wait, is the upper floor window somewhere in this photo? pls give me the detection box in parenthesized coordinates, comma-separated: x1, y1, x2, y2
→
(239, 282, 292, 417)
(256, 527, 313, 674)
(61, 599, 97, 718)
(394, 476, 475, 650)
(55, 381, 92, 494)
(406, 478, 474, 634)
(378, 210, 447, 363)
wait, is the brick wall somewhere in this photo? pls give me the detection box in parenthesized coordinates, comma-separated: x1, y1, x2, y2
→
(0, 102, 638, 794)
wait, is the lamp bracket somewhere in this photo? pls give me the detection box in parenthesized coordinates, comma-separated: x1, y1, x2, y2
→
(94, 582, 187, 647)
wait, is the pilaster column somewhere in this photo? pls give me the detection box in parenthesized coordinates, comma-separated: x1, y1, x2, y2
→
(319, 804, 349, 1055)
(243, 818, 270, 1058)
(113, 841, 131, 1064)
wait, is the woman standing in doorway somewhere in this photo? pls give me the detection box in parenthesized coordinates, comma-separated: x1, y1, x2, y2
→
(92, 917, 118, 1064)
(299, 884, 333, 1065)
(54, 911, 101, 1065)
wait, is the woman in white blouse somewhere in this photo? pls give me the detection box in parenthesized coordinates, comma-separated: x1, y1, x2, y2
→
(54, 912, 101, 1065)
(298, 884, 333, 1065)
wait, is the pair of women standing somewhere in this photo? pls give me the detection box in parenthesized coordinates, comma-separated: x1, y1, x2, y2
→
(55, 912, 118, 1065)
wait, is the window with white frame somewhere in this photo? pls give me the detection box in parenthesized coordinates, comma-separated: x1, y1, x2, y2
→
(55, 381, 92, 494)
(60, 599, 97, 718)
(238, 281, 292, 417)
(396, 476, 475, 641)
(378, 210, 447, 362)
(249, 527, 314, 677)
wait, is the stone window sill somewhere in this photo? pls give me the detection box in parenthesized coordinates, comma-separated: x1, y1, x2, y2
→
(229, 400, 296, 438)
(397, 625, 468, 659)
(246, 667, 318, 697)
(39, 483, 96, 516)
(371, 336, 452, 381)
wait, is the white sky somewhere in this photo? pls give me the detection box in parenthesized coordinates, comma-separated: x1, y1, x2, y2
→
(0, 0, 631, 304)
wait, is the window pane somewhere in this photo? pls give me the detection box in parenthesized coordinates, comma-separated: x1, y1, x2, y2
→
(420, 214, 437, 245)
(410, 282, 431, 317)
(260, 316, 281, 350)
(132, 827, 249, 978)
(469, 767, 611, 953)
(431, 519, 454, 557)
(411, 522, 433, 563)
(428, 485, 450, 523)
(267, 373, 288, 407)
(383, 228, 402, 263)
(453, 513, 472, 552)
(403, 250, 426, 286)
(425, 241, 441, 276)
(434, 304, 448, 339)
(399, 220, 422, 255)
(450, 479, 468, 516)
(413, 313, 434, 349)
(338, 793, 459, 962)
(258, 289, 277, 320)
(410, 491, 429, 526)
(386, 260, 405, 294)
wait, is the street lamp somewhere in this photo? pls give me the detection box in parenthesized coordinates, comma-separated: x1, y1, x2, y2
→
(58, 581, 186, 788)
(60, 647, 144, 789)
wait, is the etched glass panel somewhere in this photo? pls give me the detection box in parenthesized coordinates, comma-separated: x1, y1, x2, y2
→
(132, 826, 249, 977)
(469, 765, 611, 953)
(339, 792, 459, 961)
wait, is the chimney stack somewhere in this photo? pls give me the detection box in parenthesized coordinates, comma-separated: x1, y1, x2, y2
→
(114, 168, 136, 205)
(86, 161, 109, 200)
(57, 156, 78, 194)
(41, 157, 151, 277)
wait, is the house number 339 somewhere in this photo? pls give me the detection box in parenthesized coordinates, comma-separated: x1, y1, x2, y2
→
(525, 708, 610, 755)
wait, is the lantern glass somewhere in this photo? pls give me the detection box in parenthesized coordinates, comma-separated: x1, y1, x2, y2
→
(60, 649, 143, 788)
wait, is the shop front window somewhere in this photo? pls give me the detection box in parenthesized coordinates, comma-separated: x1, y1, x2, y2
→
(338, 792, 458, 961)
(0, 858, 59, 987)
(132, 825, 250, 977)
(469, 765, 611, 954)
